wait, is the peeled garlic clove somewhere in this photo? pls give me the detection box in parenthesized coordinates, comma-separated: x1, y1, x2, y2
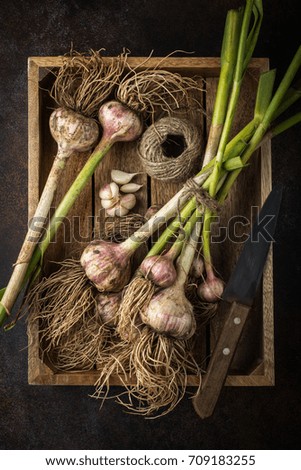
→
(99, 181, 119, 200)
(120, 193, 136, 210)
(111, 169, 138, 185)
(101, 197, 118, 209)
(120, 183, 143, 193)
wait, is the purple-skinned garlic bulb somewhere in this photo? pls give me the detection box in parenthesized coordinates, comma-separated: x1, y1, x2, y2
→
(140, 282, 196, 340)
(197, 273, 224, 302)
(80, 240, 133, 292)
(98, 100, 143, 144)
(140, 219, 203, 339)
(95, 291, 122, 327)
(140, 254, 177, 288)
(140, 239, 182, 288)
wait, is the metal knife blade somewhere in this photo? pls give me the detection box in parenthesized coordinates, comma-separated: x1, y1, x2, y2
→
(192, 185, 283, 419)
(223, 184, 283, 306)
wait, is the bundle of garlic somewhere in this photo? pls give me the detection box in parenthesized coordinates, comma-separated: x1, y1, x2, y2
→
(93, 214, 203, 417)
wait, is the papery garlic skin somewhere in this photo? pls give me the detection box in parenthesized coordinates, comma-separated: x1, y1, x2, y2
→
(99, 101, 143, 143)
(80, 240, 132, 292)
(50, 107, 99, 152)
(141, 284, 196, 340)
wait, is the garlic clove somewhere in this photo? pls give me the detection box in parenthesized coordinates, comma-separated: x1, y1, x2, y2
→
(105, 206, 117, 217)
(111, 169, 138, 185)
(120, 183, 143, 193)
(99, 183, 113, 200)
(115, 205, 130, 217)
(119, 193, 136, 210)
(99, 181, 119, 200)
(106, 203, 129, 217)
(109, 181, 120, 199)
(101, 197, 118, 209)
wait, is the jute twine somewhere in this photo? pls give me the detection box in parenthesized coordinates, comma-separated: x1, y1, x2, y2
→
(181, 179, 221, 213)
(138, 117, 201, 183)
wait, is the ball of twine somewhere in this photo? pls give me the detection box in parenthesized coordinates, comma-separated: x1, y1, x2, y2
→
(137, 117, 201, 183)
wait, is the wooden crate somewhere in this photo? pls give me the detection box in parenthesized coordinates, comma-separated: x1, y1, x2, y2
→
(27, 56, 274, 387)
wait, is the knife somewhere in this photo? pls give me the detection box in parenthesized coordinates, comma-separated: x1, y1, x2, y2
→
(192, 184, 283, 419)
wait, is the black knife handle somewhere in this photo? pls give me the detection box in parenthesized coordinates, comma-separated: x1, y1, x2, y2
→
(192, 301, 251, 419)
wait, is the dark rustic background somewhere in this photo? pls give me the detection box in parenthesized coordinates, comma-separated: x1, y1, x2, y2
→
(0, 0, 300, 450)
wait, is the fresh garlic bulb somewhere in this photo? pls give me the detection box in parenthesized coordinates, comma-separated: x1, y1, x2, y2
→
(99, 181, 119, 200)
(140, 255, 177, 288)
(95, 292, 122, 327)
(197, 276, 224, 302)
(111, 169, 139, 185)
(80, 240, 132, 292)
(120, 183, 143, 193)
(141, 282, 196, 340)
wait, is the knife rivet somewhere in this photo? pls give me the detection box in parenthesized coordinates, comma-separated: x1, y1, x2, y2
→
(223, 348, 230, 356)
(234, 317, 241, 325)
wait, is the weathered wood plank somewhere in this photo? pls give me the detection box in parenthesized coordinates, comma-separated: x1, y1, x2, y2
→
(93, 139, 148, 269)
(29, 56, 269, 77)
